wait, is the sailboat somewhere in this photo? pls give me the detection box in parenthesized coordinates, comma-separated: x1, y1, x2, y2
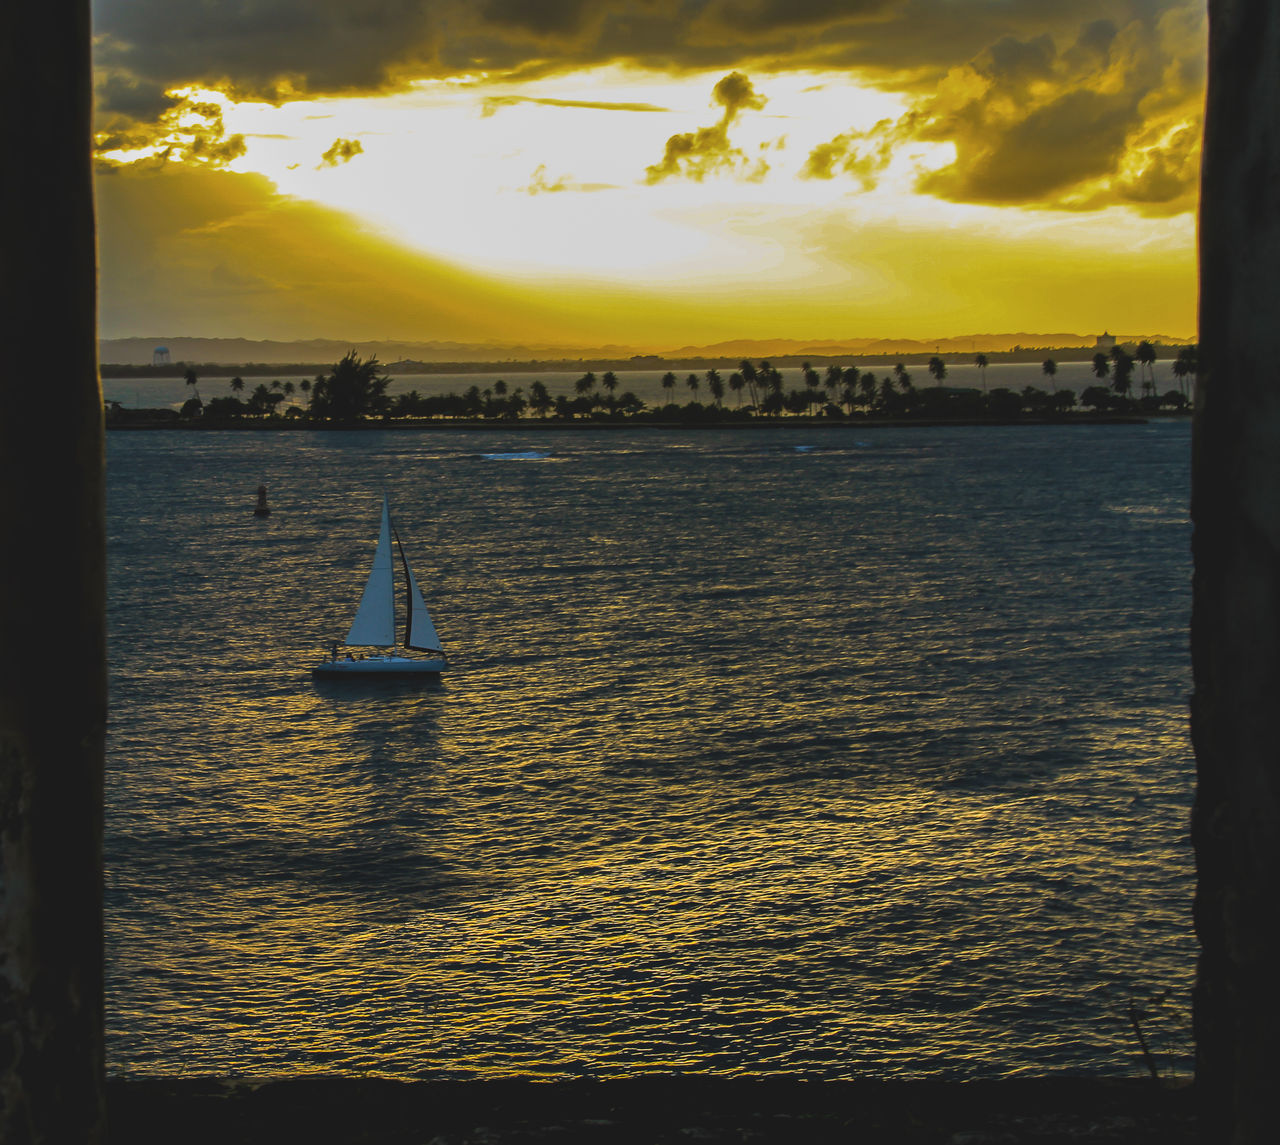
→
(313, 495, 447, 676)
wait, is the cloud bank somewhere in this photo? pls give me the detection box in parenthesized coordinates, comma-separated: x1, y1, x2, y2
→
(800, 4, 1204, 213)
(93, 0, 1205, 213)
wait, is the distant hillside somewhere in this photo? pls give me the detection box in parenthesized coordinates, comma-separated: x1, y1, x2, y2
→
(101, 332, 1194, 368)
(99, 337, 623, 367)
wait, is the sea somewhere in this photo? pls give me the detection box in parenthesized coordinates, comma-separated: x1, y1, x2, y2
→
(104, 419, 1196, 1081)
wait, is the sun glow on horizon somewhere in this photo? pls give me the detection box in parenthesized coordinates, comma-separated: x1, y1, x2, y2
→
(95, 59, 1198, 344)
(184, 67, 930, 283)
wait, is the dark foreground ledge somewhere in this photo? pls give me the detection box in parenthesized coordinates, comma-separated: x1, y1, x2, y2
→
(106, 1076, 1196, 1144)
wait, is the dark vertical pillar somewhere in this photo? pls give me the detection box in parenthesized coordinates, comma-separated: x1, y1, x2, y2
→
(0, 2, 106, 1142)
(1193, 2, 1280, 1142)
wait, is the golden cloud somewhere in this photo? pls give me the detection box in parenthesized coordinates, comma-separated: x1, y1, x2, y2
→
(481, 95, 670, 117)
(95, 95, 245, 168)
(645, 71, 770, 184)
(804, 6, 1205, 213)
(319, 138, 364, 167)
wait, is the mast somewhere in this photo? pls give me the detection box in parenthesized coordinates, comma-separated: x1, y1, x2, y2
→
(392, 518, 413, 649)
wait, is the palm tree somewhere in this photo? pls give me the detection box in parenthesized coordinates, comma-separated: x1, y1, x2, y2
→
(229, 376, 244, 394)
(928, 355, 947, 385)
(708, 372, 725, 408)
(308, 350, 391, 421)
(1110, 348, 1135, 402)
(878, 375, 898, 412)
(1136, 340, 1157, 395)
(739, 359, 759, 407)
(183, 366, 202, 405)
(825, 364, 843, 401)
(601, 371, 619, 413)
(1041, 359, 1058, 393)
(1092, 352, 1111, 381)
(763, 363, 783, 397)
(842, 366, 861, 408)
(574, 371, 597, 400)
(728, 371, 745, 408)
(801, 363, 821, 413)
(974, 352, 989, 392)
(685, 372, 700, 400)
(1172, 344, 1198, 402)
(661, 371, 677, 403)
(858, 371, 877, 409)
(893, 362, 911, 391)
(841, 380, 857, 414)
(529, 379, 552, 417)
(754, 362, 782, 413)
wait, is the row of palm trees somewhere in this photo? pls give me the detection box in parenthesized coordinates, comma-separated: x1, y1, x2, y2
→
(181, 346, 1198, 423)
(1080, 341, 1197, 404)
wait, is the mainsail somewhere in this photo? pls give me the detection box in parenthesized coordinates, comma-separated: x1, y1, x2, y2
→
(344, 497, 396, 647)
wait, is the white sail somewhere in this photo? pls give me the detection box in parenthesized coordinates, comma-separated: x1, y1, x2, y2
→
(344, 497, 396, 646)
(404, 564, 443, 652)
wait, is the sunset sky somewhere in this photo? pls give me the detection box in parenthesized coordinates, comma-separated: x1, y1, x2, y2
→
(92, 0, 1204, 349)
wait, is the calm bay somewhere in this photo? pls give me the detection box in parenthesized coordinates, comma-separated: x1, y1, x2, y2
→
(105, 421, 1194, 1079)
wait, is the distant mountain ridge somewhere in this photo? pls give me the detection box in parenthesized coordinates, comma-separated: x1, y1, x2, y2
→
(100, 332, 1193, 366)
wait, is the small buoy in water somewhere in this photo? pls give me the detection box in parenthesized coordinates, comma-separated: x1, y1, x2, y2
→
(253, 485, 270, 517)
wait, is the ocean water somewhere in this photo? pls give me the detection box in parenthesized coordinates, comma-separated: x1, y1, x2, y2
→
(104, 420, 1195, 1080)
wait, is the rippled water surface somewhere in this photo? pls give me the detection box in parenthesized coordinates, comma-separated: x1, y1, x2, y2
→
(105, 422, 1195, 1079)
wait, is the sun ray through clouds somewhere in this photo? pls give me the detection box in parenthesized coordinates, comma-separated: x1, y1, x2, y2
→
(91, 1, 1204, 345)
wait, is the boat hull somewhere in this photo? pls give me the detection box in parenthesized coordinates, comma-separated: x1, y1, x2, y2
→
(313, 655, 446, 676)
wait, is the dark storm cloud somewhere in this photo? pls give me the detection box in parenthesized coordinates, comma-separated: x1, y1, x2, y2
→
(479, 0, 602, 37)
(95, 1, 1189, 107)
(93, 0, 1204, 210)
(920, 88, 1139, 203)
(705, 0, 897, 32)
(803, 2, 1204, 211)
(94, 0, 441, 107)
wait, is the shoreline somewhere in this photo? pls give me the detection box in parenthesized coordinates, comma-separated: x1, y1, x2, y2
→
(106, 1075, 1196, 1143)
(98, 346, 1191, 378)
(106, 414, 1160, 431)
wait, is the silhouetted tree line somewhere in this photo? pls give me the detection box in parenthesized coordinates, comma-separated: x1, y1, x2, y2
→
(171, 348, 1197, 426)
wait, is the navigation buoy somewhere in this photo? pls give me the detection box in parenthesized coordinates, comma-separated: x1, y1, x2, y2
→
(253, 485, 270, 517)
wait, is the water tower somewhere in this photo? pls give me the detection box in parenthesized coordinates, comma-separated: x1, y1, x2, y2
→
(152, 346, 171, 366)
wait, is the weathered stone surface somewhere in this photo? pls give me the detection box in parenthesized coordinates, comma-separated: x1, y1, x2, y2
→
(1194, 3, 1280, 1143)
(0, 3, 106, 1142)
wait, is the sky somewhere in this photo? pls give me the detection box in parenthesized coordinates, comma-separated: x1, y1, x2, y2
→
(92, 0, 1205, 349)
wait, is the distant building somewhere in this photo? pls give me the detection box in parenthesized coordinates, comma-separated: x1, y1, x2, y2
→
(1095, 332, 1116, 353)
(152, 346, 171, 366)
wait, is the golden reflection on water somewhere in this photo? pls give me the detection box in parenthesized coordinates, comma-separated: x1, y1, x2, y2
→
(105, 424, 1195, 1079)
